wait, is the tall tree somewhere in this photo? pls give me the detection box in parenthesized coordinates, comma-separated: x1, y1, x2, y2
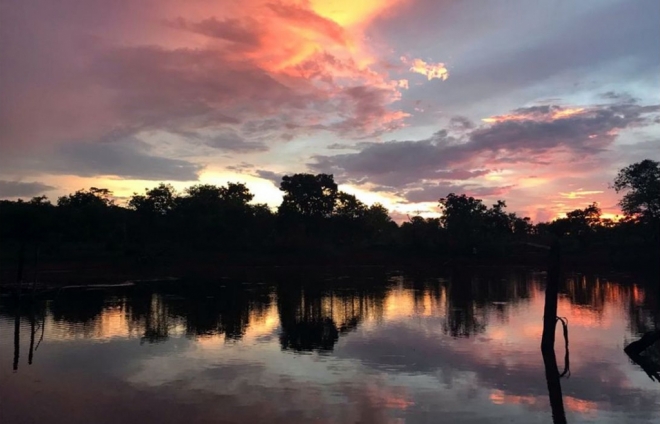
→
(219, 183, 254, 207)
(129, 183, 177, 216)
(613, 159, 660, 221)
(56, 187, 118, 241)
(57, 187, 113, 208)
(546, 203, 602, 248)
(333, 191, 367, 219)
(278, 174, 338, 218)
(439, 193, 487, 233)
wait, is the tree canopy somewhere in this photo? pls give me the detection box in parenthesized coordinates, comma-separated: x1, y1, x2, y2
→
(613, 159, 660, 221)
(279, 173, 338, 218)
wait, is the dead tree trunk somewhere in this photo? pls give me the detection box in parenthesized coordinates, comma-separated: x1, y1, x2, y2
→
(541, 240, 561, 350)
(541, 239, 567, 424)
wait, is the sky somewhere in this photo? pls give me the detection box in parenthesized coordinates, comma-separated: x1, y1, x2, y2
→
(1, 0, 658, 222)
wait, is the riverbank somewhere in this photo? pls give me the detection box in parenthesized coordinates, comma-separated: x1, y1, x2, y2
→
(1, 246, 656, 293)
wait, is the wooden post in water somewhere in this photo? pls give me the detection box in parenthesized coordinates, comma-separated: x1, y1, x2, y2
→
(541, 239, 567, 424)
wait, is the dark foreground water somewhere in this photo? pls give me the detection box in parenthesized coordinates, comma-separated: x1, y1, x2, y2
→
(1, 268, 659, 423)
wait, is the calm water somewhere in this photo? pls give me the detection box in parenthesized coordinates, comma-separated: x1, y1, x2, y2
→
(1, 268, 659, 423)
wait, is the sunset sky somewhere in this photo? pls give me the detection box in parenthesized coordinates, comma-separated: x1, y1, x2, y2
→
(1, 0, 658, 222)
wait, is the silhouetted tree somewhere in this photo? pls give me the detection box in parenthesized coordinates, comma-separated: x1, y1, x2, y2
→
(56, 187, 122, 243)
(171, 182, 256, 247)
(363, 203, 397, 245)
(613, 159, 660, 269)
(57, 187, 113, 208)
(513, 216, 533, 235)
(439, 194, 487, 229)
(548, 203, 601, 236)
(278, 173, 338, 218)
(438, 193, 523, 253)
(400, 216, 443, 251)
(129, 183, 177, 216)
(613, 159, 660, 221)
(219, 182, 254, 206)
(333, 191, 367, 219)
(439, 194, 486, 252)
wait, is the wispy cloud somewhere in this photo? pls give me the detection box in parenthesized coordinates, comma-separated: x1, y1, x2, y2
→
(0, 181, 55, 198)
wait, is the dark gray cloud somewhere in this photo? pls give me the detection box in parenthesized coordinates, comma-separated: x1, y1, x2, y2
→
(434, 169, 490, 180)
(615, 139, 660, 165)
(53, 139, 202, 180)
(241, 119, 300, 138)
(469, 103, 660, 155)
(0, 180, 55, 198)
(448, 116, 475, 131)
(404, 183, 514, 203)
(600, 91, 637, 102)
(311, 130, 462, 187)
(204, 131, 268, 153)
(254, 170, 284, 186)
(226, 162, 255, 172)
(326, 143, 359, 150)
(2, 138, 203, 181)
(311, 101, 659, 191)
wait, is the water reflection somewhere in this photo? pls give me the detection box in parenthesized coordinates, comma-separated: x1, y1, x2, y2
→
(1, 269, 660, 423)
(625, 331, 660, 383)
(277, 282, 388, 352)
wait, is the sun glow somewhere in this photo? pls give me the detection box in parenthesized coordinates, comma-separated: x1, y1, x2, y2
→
(309, 0, 404, 27)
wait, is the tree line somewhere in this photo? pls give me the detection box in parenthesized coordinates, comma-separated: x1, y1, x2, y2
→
(1, 160, 658, 267)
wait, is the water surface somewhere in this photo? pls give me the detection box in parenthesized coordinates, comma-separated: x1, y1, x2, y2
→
(1, 269, 659, 423)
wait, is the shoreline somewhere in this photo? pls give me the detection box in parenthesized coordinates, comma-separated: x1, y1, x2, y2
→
(1, 250, 655, 292)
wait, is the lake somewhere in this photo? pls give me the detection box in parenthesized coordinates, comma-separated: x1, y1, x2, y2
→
(1, 267, 659, 423)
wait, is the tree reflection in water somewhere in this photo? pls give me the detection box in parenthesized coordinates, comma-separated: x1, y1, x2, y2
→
(7, 300, 46, 371)
(277, 280, 389, 352)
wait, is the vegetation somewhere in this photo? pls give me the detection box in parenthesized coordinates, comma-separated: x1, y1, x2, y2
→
(1, 160, 658, 269)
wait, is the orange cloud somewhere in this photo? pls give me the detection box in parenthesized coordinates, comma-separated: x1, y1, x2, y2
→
(402, 57, 450, 81)
(558, 189, 604, 199)
(309, 0, 405, 27)
(214, 0, 423, 135)
(482, 107, 586, 123)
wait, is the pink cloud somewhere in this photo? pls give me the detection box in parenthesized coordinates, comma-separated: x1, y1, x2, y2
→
(0, 0, 421, 154)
